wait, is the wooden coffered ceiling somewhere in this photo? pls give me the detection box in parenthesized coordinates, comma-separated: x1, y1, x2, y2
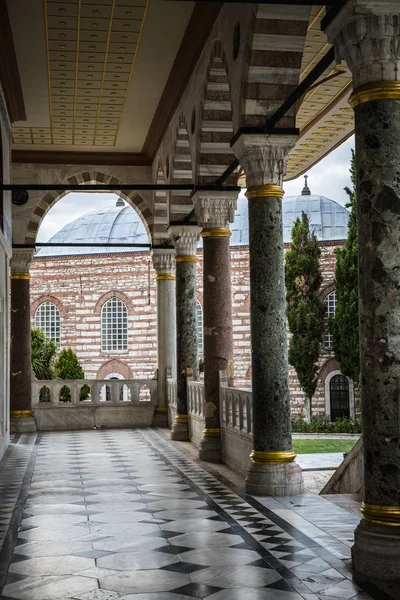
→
(286, 5, 353, 179)
(4, 1, 354, 178)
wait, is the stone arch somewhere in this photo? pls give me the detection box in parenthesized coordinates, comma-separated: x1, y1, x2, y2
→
(25, 170, 153, 245)
(170, 114, 194, 222)
(152, 160, 170, 245)
(197, 292, 203, 307)
(97, 359, 133, 380)
(94, 290, 133, 315)
(197, 41, 237, 185)
(324, 368, 355, 421)
(320, 281, 336, 300)
(246, 365, 252, 379)
(31, 294, 65, 319)
(240, 5, 310, 128)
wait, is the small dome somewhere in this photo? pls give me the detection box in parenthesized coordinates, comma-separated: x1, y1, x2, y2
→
(36, 203, 149, 257)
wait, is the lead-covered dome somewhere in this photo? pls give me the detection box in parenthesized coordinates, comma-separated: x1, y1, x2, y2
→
(230, 179, 349, 246)
(36, 199, 149, 257)
(36, 181, 349, 257)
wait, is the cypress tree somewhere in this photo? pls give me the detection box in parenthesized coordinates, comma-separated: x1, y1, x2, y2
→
(331, 150, 359, 384)
(285, 211, 326, 419)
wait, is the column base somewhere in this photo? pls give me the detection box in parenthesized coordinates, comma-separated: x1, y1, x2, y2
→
(10, 415, 37, 434)
(199, 433, 222, 463)
(152, 407, 169, 428)
(171, 422, 189, 441)
(352, 519, 400, 581)
(245, 460, 304, 496)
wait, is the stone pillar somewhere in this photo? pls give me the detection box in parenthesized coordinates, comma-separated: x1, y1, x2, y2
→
(326, 0, 400, 582)
(151, 249, 176, 427)
(168, 225, 202, 440)
(193, 191, 238, 462)
(10, 248, 36, 433)
(232, 134, 303, 496)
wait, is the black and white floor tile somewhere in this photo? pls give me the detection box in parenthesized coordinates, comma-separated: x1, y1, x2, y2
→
(0, 429, 374, 600)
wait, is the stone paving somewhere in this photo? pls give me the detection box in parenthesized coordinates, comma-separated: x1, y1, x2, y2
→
(0, 429, 374, 600)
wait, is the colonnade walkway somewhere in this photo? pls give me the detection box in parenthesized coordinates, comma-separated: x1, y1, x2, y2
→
(0, 429, 373, 600)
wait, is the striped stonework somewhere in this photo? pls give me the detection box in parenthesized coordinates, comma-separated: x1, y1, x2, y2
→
(170, 116, 193, 223)
(242, 5, 310, 128)
(198, 42, 236, 185)
(26, 171, 153, 245)
(151, 163, 170, 245)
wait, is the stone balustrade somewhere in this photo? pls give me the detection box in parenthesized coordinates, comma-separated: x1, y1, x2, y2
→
(166, 370, 253, 473)
(187, 378, 205, 448)
(31, 378, 157, 431)
(167, 378, 177, 426)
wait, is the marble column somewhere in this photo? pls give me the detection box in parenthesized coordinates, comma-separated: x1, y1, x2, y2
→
(168, 225, 202, 441)
(193, 191, 237, 462)
(10, 249, 36, 433)
(232, 134, 303, 496)
(151, 249, 176, 427)
(327, 0, 400, 581)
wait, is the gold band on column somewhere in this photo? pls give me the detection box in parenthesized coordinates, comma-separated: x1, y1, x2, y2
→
(201, 228, 231, 238)
(175, 414, 188, 423)
(175, 256, 197, 263)
(10, 410, 33, 418)
(155, 406, 168, 413)
(350, 82, 400, 108)
(361, 502, 400, 527)
(250, 450, 296, 464)
(156, 274, 175, 281)
(245, 185, 284, 199)
(10, 273, 30, 280)
(203, 428, 221, 437)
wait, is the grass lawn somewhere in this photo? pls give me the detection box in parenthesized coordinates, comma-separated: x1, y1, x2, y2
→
(292, 439, 358, 454)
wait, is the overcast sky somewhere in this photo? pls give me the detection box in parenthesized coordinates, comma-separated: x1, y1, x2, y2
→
(37, 135, 355, 243)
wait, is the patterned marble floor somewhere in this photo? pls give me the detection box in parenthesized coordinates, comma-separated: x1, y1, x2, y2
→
(0, 429, 374, 600)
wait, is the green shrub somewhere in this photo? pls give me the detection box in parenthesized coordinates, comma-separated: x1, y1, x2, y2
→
(291, 415, 361, 434)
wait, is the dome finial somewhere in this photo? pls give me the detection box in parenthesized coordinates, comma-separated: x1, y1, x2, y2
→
(116, 197, 125, 207)
(302, 175, 311, 196)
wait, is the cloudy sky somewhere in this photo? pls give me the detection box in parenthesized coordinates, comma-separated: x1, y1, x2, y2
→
(37, 135, 355, 243)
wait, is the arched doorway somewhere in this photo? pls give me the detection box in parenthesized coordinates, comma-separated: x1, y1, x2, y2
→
(329, 374, 350, 421)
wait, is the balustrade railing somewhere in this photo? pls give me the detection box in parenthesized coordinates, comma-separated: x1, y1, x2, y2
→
(188, 379, 205, 418)
(167, 378, 177, 409)
(220, 370, 252, 436)
(32, 379, 157, 407)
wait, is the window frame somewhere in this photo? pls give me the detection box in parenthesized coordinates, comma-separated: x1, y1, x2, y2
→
(34, 300, 61, 347)
(196, 300, 203, 352)
(323, 290, 337, 350)
(101, 296, 128, 354)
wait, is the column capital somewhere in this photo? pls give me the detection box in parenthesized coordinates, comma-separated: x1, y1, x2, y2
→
(232, 134, 297, 190)
(325, 0, 400, 91)
(167, 224, 202, 259)
(10, 248, 35, 278)
(151, 249, 176, 278)
(193, 191, 238, 232)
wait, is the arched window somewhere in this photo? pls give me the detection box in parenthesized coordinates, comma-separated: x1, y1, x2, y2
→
(34, 301, 61, 346)
(329, 374, 350, 421)
(196, 300, 203, 352)
(101, 297, 128, 352)
(323, 290, 337, 349)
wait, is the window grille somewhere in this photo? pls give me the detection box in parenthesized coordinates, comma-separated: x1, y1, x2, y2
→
(196, 300, 203, 352)
(34, 301, 61, 346)
(323, 290, 337, 349)
(330, 374, 350, 421)
(101, 297, 128, 352)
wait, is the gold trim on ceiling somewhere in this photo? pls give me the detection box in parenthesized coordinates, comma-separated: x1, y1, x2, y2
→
(12, 0, 149, 147)
(286, 6, 354, 180)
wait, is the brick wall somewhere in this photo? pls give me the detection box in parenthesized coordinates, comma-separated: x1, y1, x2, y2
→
(30, 240, 357, 417)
